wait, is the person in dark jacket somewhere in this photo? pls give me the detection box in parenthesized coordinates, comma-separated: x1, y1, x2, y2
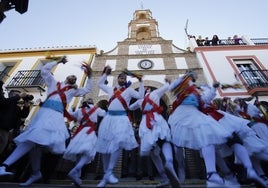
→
(0, 83, 31, 155)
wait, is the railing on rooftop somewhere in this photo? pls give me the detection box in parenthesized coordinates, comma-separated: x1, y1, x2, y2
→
(250, 38, 268, 45)
(5, 70, 45, 92)
(194, 37, 268, 47)
(196, 38, 247, 46)
(219, 38, 247, 45)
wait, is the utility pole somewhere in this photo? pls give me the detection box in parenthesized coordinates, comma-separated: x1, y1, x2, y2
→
(184, 19, 189, 39)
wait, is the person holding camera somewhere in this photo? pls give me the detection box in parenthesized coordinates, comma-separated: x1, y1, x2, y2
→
(0, 85, 32, 155)
(0, 56, 93, 186)
(9, 90, 33, 135)
(0, 89, 33, 183)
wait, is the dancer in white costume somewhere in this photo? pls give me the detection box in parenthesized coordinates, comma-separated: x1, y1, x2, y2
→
(216, 97, 268, 186)
(200, 84, 268, 188)
(96, 66, 144, 187)
(168, 71, 231, 187)
(0, 56, 93, 186)
(234, 97, 268, 143)
(129, 79, 180, 187)
(63, 97, 106, 187)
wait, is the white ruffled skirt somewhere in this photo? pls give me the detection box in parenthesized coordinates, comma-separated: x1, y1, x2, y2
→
(63, 127, 97, 163)
(168, 105, 231, 150)
(215, 111, 268, 156)
(139, 113, 171, 154)
(96, 114, 138, 153)
(14, 107, 70, 154)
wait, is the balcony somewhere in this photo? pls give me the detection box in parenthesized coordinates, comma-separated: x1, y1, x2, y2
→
(239, 69, 268, 96)
(191, 35, 268, 49)
(5, 70, 45, 93)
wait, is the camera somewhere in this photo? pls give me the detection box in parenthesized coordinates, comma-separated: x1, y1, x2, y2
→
(22, 94, 34, 102)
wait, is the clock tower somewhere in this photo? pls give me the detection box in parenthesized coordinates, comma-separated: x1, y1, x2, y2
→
(128, 9, 159, 41)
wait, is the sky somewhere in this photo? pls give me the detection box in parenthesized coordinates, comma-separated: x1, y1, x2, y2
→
(0, 0, 267, 52)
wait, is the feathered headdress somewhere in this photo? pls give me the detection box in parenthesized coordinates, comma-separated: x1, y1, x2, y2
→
(171, 73, 192, 96)
(81, 62, 92, 78)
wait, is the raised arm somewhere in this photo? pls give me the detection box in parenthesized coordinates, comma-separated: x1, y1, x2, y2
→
(98, 66, 113, 96)
(129, 99, 142, 111)
(41, 56, 68, 86)
(154, 80, 169, 98)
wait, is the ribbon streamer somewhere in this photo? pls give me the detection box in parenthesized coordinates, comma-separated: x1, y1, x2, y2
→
(81, 62, 92, 76)
(45, 52, 64, 61)
(221, 83, 243, 90)
(123, 69, 143, 80)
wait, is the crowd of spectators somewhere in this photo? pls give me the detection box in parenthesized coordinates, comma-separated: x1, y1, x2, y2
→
(189, 34, 243, 46)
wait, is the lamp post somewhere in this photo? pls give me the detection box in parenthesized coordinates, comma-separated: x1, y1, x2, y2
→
(0, 0, 29, 23)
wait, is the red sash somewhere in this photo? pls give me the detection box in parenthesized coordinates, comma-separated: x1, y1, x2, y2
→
(141, 94, 163, 129)
(202, 105, 224, 121)
(109, 87, 132, 121)
(239, 111, 268, 125)
(239, 111, 251, 120)
(109, 87, 127, 109)
(71, 106, 98, 138)
(171, 82, 224, 122)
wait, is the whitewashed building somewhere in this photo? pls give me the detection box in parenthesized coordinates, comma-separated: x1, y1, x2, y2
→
(0, 46, 97, 122)
(189, 36, 268, 102)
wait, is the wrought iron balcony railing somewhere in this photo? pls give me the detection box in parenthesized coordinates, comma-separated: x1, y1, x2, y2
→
(195, 37, 268, 47)
(5, 70, 45, 92)
(219, 38, 247, 45)
(239, 69, 268, 96)
(250, 38, 268, 45)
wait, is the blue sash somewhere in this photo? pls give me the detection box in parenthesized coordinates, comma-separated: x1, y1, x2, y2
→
(42, 100, 64, 113)
(107, 110, 127, 116)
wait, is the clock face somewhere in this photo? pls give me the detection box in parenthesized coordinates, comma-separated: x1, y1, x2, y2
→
(139, 59, 153, 69)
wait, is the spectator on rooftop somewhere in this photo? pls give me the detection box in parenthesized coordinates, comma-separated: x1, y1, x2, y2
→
(196, 35, 204, 46)
(211, 35, 220, 46)
(204, 37, 210, 46)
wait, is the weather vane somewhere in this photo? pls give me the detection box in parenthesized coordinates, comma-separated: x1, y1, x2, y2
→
(140, 0, 144, 10)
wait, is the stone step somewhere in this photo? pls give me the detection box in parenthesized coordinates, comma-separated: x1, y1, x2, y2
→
(0, 178, 258, 188)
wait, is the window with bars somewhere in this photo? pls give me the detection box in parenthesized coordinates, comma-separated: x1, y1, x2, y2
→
(5, 59, 49, 92)
(234, 59, 268, 88)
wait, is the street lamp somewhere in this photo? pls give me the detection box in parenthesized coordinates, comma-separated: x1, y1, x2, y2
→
(14, 0, 29, 14)
(0, 0, 29, 23)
